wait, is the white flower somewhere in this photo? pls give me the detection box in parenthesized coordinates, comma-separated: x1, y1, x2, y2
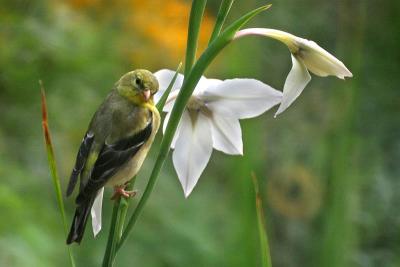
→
(154, 69, 283, 197)
(235, 28, 353, 116)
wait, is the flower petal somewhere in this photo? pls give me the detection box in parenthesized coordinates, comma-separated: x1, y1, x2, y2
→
(153, 69, 184, 104)
(195, 77, 223, 95)
(172, 111, 213, 197)
(235, 28, 352, 79)
(91, 187, 104, 237)
(275, 55, 311, 116)
(299, 39, 353, 79)
(210, 115, 243, 155)
(202, 79, 282, 119)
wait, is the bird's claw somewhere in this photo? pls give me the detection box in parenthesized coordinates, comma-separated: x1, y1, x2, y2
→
(111, 186, 137, 200)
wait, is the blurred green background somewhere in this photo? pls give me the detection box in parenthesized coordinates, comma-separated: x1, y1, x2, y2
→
(1, 0, 399, 266)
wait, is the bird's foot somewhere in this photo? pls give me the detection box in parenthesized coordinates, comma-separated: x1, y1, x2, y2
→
(111, 185, 137, 200)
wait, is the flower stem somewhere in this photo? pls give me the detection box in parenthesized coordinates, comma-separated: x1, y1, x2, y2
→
(102, 179, 137, 267)
(115, 4, 270, 253)
(102, 197, 123, 267)
(117, 182, 134, 239)
(184, 0, 207, 77)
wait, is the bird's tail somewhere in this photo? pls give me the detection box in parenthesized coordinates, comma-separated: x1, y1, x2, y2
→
(66, 197, 94, 244)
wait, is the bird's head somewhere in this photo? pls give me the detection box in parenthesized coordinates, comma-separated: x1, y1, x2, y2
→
(116, 69, 159, 104)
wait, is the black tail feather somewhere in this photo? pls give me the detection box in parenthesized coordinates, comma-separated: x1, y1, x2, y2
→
(66, 197, 94, 244)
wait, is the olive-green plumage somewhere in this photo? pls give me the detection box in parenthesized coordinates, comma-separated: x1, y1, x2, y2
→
(66, 69, 160, 244)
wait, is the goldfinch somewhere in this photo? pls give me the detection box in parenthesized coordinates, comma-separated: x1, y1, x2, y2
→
(66, 69, 160, 244)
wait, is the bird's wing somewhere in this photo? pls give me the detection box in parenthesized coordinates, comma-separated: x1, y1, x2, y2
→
(66, 132, 95, 196)
(75, 114, 153, 204)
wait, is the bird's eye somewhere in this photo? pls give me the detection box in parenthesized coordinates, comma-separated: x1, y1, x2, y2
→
(133, 77, 142, 87)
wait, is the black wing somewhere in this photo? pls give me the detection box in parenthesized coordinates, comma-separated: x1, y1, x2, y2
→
(75, 115, 153, 204)
(66, 132, 95, 197)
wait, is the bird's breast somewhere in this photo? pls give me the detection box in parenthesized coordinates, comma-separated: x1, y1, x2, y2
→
(106, 108, 160, 187)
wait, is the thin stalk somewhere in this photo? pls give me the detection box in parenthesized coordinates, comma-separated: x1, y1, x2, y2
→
(101, 179, 135, 267)
(208, 0, 234, 44)
(102, 199, 123, 267)
(184, 0, 207, 77)
(40, 82, 76, 267)
(116, 5, 271, 253)
(252, 172, 272, 267)
(117, 182, 134, 239)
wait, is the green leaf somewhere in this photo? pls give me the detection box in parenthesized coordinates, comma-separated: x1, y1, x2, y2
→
(40, 81, 76, 267)
(184, 0, 207, 77)
(252, 172, 272, 267)
(208, 0, 235, 44)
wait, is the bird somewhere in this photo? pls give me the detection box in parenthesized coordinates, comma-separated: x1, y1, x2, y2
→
(65, 69, 160, 244)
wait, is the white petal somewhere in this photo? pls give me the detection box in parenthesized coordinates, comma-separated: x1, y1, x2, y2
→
(210, 115, 243, 155)
(162, 111, 180, 149)
(153, 69, 184, 104)
(172, 111, 213, 197)
(275, 55, 311, 116)
(202, 78, 282, 119)
(234, 28, 352, 79)
(195, 77, 223, 95)
(91, 187, 104, 237)
(299, 39, 353, 79)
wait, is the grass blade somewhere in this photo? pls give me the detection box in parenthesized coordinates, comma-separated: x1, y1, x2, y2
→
(40, 81, 76, 267)
(252, 172, 272, 267)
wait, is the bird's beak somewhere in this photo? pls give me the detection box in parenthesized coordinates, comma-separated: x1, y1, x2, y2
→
(142, 90, 151, 101)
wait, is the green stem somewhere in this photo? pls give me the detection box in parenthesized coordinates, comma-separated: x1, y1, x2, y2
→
(208, 0, 234, 44)
(252, 172, 272, 267)
(184, 0, 207, 77)
(102, 198, 123, 267)
(117, 182, 134, 239)
(116, 4, 270, 253)
(102, 179, 136, 267)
